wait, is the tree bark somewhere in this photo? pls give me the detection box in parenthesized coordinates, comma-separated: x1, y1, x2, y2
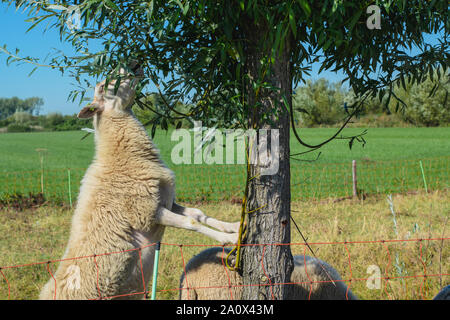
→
(241, 24, 294, 300)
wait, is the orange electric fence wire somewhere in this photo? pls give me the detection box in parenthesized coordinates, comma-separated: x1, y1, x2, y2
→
(0, 237, 448, 300)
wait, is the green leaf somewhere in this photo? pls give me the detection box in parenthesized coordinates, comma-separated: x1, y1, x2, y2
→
(28, 67, 38, 77)
(427, 83, 438, 98)
(182, 1, 190, 15)
(147, 0, 154, 19)
(428, 66, 434, 82)
(173, 0, 187, 15)
(289, 9, 297, 38)
(321, 0, 329, 15)
(104, 0, 120, 11)
(348, 9, 362, 32)
(281, 95, 290, 112)
(24, 17, 40, 23)
(25, 14, 53, 33)
(332, 0, 340, 13)
(323, 39, 333, 51)
(400, 74, 407, 91)
(348, 137, 355, 150)
(161, 118, 168, 130)
(295, 107, 309, 114)
(151, 123, 157, 138)
(298, 0, 311, 17)
(272, 25, 282, 58)
(46, 4, 67, 11)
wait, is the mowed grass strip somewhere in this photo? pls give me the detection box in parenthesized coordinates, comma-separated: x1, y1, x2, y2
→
(0, 190, 448, 300)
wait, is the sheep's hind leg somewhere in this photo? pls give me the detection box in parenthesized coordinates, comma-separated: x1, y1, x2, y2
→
(156, 207, 238, 245)
(172, 203, 240, 233)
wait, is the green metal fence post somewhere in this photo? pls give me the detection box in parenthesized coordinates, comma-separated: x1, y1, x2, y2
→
(419, 160, 428, 193)
(151, 242, 161, 300)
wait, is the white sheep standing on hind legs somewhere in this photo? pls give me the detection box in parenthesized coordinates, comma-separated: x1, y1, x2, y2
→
(39, 67, 240, 300)
(179, 247, 358, 300)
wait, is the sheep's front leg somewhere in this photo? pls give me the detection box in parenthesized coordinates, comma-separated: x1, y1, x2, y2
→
(172, 203, 240, 234)
(156, 207, 238, 245)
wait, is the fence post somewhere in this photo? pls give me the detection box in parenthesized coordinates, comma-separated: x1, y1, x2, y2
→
(151, 242, 161, 300)
(35, 148, 47, 196)
(419, 160, 428, 193)
(67, 169, 73, 208)
(352, 160, 358, 198)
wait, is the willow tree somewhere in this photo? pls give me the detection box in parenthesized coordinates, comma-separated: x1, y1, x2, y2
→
(2, 0, 448, 299)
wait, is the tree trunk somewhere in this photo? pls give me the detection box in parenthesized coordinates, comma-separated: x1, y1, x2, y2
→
(241, 24, 294, 300)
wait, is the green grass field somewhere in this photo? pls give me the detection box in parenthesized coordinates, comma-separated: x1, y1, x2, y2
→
(0, 127, 449, 202)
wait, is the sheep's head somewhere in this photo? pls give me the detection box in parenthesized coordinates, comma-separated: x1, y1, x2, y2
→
(78, 67, 142, 119)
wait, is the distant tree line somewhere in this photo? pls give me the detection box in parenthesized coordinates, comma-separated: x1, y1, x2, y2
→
(0, 111, 92, 133)
(0, 97, 43, 119)
(292, 69, 449, 127)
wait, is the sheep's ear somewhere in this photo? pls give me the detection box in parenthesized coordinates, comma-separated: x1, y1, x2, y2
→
(78, 104, 103, 119)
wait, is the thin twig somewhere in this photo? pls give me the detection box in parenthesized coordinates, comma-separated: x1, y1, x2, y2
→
(290, 216, 336, 286)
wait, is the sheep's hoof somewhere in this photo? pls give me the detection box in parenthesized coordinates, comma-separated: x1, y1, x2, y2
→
(226, 221, 241, 234)
(223, 232, 239, 245)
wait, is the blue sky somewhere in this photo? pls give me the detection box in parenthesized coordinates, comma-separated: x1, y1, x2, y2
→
(0, 3, 442, 115)
(0, 3, 85, 115)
